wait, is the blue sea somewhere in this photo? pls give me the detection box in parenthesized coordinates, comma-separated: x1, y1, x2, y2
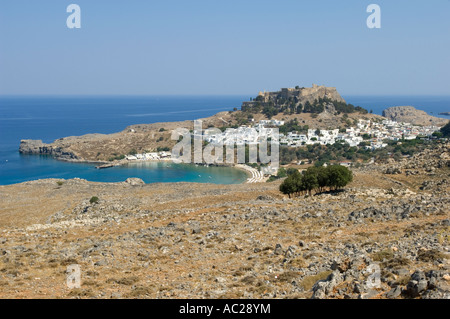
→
(0, 95, 449, 186)
(343, 95, 450, 118)
(0, 96, 248, 186)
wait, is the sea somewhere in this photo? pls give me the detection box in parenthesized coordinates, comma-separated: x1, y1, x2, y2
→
(0, 95, 449, 186)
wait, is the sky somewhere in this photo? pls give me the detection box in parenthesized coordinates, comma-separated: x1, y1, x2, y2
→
(0, 0, 449, 96)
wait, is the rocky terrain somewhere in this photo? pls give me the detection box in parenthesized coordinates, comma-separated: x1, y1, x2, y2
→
(383, 106, 448, 127)
(0, 143, 448, 299)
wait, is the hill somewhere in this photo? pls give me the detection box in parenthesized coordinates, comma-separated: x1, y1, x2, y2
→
(383, 106, 448, 127)
(241, 84, 368, 118)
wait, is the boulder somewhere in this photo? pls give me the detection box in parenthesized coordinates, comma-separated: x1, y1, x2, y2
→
(124, 178, 145, 186)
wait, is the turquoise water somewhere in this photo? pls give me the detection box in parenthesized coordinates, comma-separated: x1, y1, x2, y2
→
(0, 96, 248, 185)
(1, 155, 247, 185)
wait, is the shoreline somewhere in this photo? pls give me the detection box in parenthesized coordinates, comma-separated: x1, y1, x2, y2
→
(1, 154, 255, 186)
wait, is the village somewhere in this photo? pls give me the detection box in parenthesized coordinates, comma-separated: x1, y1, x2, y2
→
(124, 118, 441, 165)
(201, 118, 441, 151)
(279, 119, 441, 150)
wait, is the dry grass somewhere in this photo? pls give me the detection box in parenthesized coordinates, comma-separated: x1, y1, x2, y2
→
(0, 161, 448, 299)
(277, 271, 302, 283)
(417, 249, 447, 262)
(299, 271, 333, 291)
(371, 250, 395, 262)
(67, 288, 95, 298)
(382, 257, 411, 269)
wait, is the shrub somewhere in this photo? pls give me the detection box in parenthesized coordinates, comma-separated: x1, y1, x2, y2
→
(277, 168, 287, 178)
(440, 121, 450, 137)
(371, 250, 394, 262)
(89, 196, 99, 204)
(279, 165, 352, 197)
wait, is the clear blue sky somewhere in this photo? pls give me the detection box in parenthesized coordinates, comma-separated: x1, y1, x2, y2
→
(0, 0, 449, 96)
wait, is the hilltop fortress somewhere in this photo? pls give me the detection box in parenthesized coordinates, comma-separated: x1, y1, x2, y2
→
(242, 84, 346, 112)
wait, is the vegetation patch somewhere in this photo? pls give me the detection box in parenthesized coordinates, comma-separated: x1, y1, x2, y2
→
(371, 250, 395, 262)
(280, 165, 353, 197)
(299, 270, 333, 291)
(417, 249, 446, 262)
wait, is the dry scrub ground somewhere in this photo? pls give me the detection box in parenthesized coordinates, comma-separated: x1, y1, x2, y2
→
(0, 166, 448, 299)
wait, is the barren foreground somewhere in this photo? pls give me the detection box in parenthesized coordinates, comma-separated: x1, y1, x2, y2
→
(0, 145, 449, 299)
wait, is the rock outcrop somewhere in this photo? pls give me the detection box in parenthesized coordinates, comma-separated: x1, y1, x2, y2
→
(242, 84, 347, 112)
(382, 106, 448, 127)
(19, 139, 78, 160)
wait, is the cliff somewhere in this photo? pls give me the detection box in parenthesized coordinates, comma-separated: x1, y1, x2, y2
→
(19, 139, 79, 160)
(260, 84, 346, 105)
(382, 106, 448, 127)
(242, 84, 348, 113)
(240, 84, 372, 119)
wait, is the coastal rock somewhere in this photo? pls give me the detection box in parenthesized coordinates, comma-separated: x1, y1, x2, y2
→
(382, 106, 448, 127)
(19, 140, 48, 154)
(123, 178, 145, 186)
(19, 139, 78, 160)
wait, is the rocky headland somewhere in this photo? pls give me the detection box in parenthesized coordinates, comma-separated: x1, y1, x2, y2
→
(383, 106, 448, 127)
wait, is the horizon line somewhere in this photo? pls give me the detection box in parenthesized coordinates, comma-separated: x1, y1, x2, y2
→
(1, 93, 450, 98)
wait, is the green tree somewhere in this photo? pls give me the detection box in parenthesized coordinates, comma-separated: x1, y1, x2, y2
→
(302, 169, 319, 195)
(327, 165, 353, 190)
(440, 121, 450, 137)
(432, 131, 443, 138)
(279, 176, 296, 198)
(307, 166, 329, 192)
(277, 168, 287, 178)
